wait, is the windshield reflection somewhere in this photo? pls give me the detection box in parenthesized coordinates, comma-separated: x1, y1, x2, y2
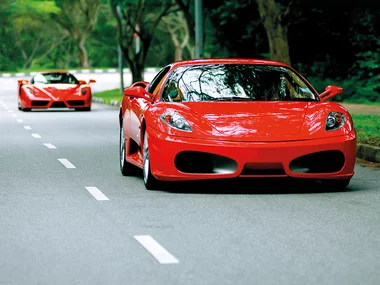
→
(162, 64, 317, 102)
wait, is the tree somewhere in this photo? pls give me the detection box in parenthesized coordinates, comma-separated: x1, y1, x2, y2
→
(161, 11, 190, 61)
(11, 0, 64, 69)
(174, 0, 195, 58)
(0, 0, 19, 71)
(52, 0, 102, 68)
(110, 0, 175, 83)
(256, 0, 296, 65)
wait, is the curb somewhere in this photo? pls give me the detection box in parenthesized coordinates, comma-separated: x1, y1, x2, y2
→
(92, 97, 120, 106)
(356, 144, 380, 163)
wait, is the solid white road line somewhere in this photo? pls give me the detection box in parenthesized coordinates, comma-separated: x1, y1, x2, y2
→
(31, 133, 41, 138)
(43, 143, 57, 149)
(134, 235, 179, 264)
(85, 187, 109, 201)
(24, 126, 31, 130)
(58, 158, 76, 169)
(17, 119, 23, 123)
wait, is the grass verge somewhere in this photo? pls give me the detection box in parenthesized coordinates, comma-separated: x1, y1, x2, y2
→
(93, 89, 122, 105)
(352, 114, 380, 147)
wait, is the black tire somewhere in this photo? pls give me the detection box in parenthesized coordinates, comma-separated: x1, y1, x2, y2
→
(119, 124, 138, 176)
(320, 179, 351, 191)
(142, 131, 161, 190)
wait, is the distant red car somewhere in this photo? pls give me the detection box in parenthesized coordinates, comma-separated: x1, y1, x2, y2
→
(119, 59, 356, 190)
(17, 71, 95, 111)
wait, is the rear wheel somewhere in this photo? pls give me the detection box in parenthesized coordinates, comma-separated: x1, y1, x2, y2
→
(143, 131, 161, 190)
(119, 124, 137, 175)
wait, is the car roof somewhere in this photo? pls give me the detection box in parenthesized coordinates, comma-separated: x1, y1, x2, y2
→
(169, 58, 290, 69)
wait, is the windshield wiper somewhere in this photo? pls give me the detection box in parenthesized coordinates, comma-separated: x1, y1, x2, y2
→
(212, 97, 253, 101)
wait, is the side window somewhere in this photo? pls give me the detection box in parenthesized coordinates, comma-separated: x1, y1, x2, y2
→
(146, 66, 171, 95)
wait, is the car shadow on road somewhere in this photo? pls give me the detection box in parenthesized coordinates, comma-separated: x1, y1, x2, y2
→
(155, 178, 351, 195)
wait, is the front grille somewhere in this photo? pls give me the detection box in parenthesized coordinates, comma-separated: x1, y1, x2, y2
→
(50, 102, 67, 108)
(241, 162, 285, 175)
(31, 100, 49, 107)
(67, 100, 85, 106)
(174, 151, 237, 174)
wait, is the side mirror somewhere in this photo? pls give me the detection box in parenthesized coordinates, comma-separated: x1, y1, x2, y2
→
(79, 80, 87, 85)
(131, 81, 149, 88)
(319, 85, 343, 102)
(18, 79, 28, 86)
(124, 86, 154, 103)
(88, 79, 96, 83)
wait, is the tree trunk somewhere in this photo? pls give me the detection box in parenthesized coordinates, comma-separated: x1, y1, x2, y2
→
(77, 37, 89, 68)
(174, 45, 183, 61)
(132, 63, 144, 83)
(256, 0, 291, 65)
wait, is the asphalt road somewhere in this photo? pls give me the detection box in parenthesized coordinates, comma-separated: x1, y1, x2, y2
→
(1, 75, 380, 285)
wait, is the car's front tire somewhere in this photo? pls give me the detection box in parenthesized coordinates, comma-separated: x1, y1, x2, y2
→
(143, 131, 161, 190)
(119, 124, 138, 176)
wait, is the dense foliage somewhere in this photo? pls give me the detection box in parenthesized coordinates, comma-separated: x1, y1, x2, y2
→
(0, 0, 379, 102)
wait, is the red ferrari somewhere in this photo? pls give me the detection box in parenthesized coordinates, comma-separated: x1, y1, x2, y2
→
(17, 71, 95, 111)
(119, 59, 356, 190)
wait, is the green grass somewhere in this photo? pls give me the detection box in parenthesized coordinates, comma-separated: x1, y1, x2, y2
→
(94, 88, 123, 105)
(94, 88, 380, 147)
(352, 114, 380, 147)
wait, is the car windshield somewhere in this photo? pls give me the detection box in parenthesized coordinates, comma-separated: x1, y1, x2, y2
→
(161, 64, 318, 102)
(32, 73, 79, 84)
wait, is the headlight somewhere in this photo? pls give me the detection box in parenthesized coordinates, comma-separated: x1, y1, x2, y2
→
(326, 112, 346, 131)
(26, 88, 33, 96)
(160, 111, 192, 132)
(81, 89, 87, 95)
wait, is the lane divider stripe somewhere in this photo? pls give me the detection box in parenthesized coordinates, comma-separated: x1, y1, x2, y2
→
(43, 143, 57, 149)
(58, 158, 76, 169)
(85, 187, 109, 201)
(134, 235, 179, 264)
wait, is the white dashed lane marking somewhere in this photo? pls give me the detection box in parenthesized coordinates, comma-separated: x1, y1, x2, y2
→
(85, 187, 109, 201)
(24, 126, 32, 130)
(17, 119, 23, 123)
(43, 143, 57, 149)
(31, 133, 41, 138)
(134, 235, 179, 264)
(11, 114, 17, 117)
(58, 158, 76, 169)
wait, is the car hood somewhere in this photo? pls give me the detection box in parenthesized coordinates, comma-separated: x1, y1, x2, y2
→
(150, 101, 326, 142)
(32, 84, 80, 100)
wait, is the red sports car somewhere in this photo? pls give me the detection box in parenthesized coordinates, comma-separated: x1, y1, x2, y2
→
(119, 59, 356, 190)
(17, 71, 95, 111)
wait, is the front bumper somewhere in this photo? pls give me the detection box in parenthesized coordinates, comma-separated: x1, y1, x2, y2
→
(147, 127, 357, 182)
(21, 94, 92, 109)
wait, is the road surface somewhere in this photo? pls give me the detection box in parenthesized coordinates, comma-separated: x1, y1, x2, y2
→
(1, 74, 380, 285)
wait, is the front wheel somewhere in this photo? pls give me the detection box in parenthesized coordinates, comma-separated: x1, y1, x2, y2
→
(143, 131, 161, 190)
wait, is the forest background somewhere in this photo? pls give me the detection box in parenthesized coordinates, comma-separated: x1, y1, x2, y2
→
(0, 0, 379, 103)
